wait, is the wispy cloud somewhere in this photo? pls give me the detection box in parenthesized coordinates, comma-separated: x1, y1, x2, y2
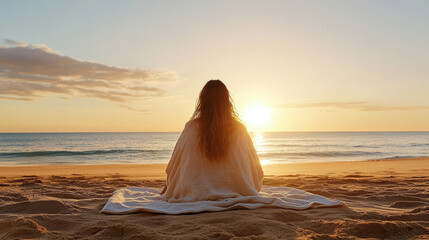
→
(282, 101, 429, 111)
(3, 39, 27, 47)
(119, 105, 148, 113)
(0, 39, 177, 104)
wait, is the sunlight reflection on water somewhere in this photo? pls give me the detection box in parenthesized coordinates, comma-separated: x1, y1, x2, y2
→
(252, 132, 266, 152)
(251, 132, 272, 166)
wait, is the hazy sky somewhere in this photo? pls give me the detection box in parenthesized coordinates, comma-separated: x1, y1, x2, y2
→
(1, 0, 428, 132)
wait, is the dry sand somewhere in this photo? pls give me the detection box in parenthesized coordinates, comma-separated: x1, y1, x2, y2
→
(0, 158, 428, 239)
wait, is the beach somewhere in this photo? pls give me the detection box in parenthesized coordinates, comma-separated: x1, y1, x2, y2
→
(0, 157, 428, 239)
(2, 0, 429, 239)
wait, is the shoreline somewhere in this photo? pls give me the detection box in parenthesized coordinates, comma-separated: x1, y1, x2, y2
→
(1, 157, 427, 177)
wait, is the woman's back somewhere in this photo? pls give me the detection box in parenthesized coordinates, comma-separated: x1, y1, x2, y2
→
(164, 120, 264, 202)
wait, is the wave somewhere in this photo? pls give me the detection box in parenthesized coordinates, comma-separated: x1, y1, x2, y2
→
(265, 143, 381, 148)
(409, 143, 429, 147)
(351, 145, 380, 148)
(0, 149, 167, 158)
(373, 155, 429, 160)
(259, 151, 384, 158)
(272, 143, 303, 147)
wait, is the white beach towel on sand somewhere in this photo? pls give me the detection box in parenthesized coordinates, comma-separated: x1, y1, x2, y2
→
(101, 186, 342, 214)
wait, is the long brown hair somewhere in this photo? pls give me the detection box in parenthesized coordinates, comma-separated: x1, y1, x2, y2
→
(191, 80, 242, 161)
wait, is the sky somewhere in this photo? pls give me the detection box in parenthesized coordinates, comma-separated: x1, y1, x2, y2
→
(0, 0, 428, 132)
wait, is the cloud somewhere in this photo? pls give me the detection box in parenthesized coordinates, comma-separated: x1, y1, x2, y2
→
(3, 39, 54, 53)
(0, 39, 177, 103)
(283, 101, 429, 111)
(120, 105, 148, 113)
(3, 39, 27, 47)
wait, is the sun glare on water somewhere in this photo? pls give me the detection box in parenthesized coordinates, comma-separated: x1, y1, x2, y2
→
(260, 159, 272, 166)
(242, 104, 272, 131)
(247, 124, 271, 166)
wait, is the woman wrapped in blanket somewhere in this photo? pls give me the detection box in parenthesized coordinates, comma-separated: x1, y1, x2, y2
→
(161, 80, 264, 203)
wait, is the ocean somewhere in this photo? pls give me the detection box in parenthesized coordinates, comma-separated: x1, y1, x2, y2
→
(0, 132, 428, 166)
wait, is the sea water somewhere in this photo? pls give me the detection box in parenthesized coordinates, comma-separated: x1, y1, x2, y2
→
(0, 132, 428, 166)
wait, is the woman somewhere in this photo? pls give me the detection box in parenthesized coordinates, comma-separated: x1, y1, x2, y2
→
(161, 80, 264, 202)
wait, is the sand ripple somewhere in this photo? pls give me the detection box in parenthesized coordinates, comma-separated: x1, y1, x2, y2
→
(0, 172, 428, 239)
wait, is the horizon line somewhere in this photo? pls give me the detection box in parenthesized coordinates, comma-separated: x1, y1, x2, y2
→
(1, 130, 429, 134)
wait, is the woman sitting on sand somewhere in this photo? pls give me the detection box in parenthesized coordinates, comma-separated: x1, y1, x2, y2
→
(160, 80, 264, 202)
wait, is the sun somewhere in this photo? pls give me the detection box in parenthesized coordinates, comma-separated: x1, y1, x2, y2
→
(242, 104, 272, 131)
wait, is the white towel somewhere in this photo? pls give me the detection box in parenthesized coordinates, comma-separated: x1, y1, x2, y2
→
(101, 185, 343, 215)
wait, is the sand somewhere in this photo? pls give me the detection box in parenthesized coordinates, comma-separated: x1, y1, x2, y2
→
(0, 158, 428, 239)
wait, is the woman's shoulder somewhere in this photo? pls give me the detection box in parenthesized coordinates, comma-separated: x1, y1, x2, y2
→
(185, 119, 199, 127)
(234, 120, 247, 131)
(183, 119, 200, 133)
(229, 120, 249, 140)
